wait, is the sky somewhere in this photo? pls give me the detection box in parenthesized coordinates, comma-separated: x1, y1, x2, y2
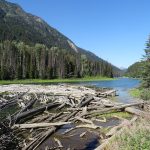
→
(7, 0, 150, 68)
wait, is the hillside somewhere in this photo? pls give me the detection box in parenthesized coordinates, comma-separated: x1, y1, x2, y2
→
(125, 61, 143, 78)
(0, 0, 121, 80)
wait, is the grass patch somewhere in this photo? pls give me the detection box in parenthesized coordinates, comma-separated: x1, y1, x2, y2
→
(108, 119, 150, 150)
(129, 88, 141, 98)
(129, 88, 150, 101)
(92, 111, 132, 119)
(0, 76, 114, 85)
(99, 111, 132, 119)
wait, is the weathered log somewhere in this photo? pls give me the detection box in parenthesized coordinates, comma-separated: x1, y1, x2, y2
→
(76, 124, 100, 129)
(13, 102, 60, 123)
(125, 107, 150, 119)
(0, 90, 29, 110)
(24, 96, 94, 150)
(0, 101, 18, 110)
(93, 117, 107, 123)
(54, 137, 63, 148)
(30, 114, 52, 123)
(46, 112, 63, 122)
(67, 106, 104, 111)
(85, 102, 145, 117)
(56, 103, 66, 110)
(78, 96, 85, 106)
(75, 116, 93, 124)
(98, 90, 116, 97)
(62, 127, 75, 135)
(80, 131, 86, 138)
(78, 96, 94, 107)
(19, 98, 37, 114)
(13, 122, 71, 129)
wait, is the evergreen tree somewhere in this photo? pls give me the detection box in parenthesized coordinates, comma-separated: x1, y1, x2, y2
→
(141, 37, 150, 88)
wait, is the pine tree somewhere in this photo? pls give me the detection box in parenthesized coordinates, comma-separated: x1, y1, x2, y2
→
(141, 36, 150, 88)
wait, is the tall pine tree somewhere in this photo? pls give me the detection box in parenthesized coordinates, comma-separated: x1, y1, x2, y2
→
(141, 36, 150, 88)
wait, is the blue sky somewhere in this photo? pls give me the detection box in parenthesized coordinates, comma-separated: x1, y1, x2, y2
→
(7, 0, 150, 68)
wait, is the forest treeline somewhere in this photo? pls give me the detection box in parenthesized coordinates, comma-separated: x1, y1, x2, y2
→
(125, 61, 143, 78)
(0, 41, 117, 80)
(0, 1, 121, 80)
(126, 36, 150, 90)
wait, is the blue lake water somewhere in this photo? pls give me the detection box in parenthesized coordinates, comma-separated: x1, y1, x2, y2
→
(77, 78, 140, 103)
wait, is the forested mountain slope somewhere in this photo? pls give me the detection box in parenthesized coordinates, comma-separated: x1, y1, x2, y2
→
(125, 61, 143, 78)
(0, 0, 121, 79)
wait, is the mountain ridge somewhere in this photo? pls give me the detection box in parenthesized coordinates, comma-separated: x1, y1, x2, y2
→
(0, 0, 121, 79)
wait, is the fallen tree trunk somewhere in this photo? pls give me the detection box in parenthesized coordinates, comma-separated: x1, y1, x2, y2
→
(125, 107, 150, 119)
(75, 116, 93, 124)
(0, 90, 29, 110)
(67, 106, 104, 111)
(19, 98, 37, 113)
(76, 124, 100, 129)
(78, 96, 94, 107)
(13, 122, 71, 129)
(97, 90, 116, 97)
(13, 102, 60, 123)
(24, 96, 94, 150)
(85, 102, 145, 117)
(46, 112, 63, 122)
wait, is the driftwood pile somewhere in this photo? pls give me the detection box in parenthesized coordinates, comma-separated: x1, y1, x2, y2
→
(0, 84, 148, 150)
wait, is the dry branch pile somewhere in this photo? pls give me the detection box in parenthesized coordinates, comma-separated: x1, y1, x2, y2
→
(0, 84, 148, 150)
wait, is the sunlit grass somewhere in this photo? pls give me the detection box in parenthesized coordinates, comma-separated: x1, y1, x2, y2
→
(108, 119, 150, 150)
(129, 88, 150, 101)
(0, 76, 115, 85)
(129, 88, 141, 98)
(100, 111, 132, 119)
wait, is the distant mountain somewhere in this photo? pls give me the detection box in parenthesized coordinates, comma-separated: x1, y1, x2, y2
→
(0, 0, 121, 79)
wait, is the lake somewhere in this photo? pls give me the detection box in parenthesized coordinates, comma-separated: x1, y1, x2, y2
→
(78, 77, 140, 103)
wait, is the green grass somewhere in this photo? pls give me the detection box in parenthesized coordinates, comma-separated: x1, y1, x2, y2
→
(129, 88, 141, 98)
(108, 119, 150, 150)
(129, 88, 150, 101)
(0, 76, 115, 85)
(100, 111, 132, 119)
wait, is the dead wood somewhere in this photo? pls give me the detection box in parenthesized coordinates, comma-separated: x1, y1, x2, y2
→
(62, 127, 75, 135)
(78, 96, 94, 107)
(13, 102, 60, 123)
(93, 117, 107, 123)
(24, 96, 94, 150)
(56, 103, 66, 110)
(13, 122, 71, 129)
(75, 116, 93, 124)
(97, 90, 116, 97)
(46, 112, 63, 122)
(80, 131, 86, 138)
(125, 107, 150, 119)
(19, 98, 37, 114)
(76, 124, 100, 129)
(0, 90, 29, 110)
(84, 102, 145, 117)
(54, 137, 63, 148)
(67, 106, 104, 111)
